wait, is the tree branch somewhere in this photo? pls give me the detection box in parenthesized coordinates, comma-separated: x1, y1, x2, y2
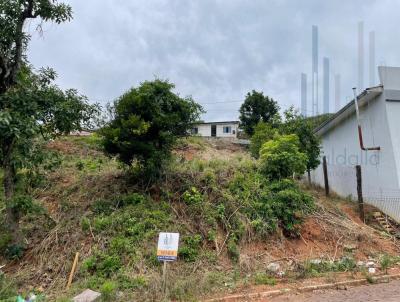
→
(10, 0, 36, 84)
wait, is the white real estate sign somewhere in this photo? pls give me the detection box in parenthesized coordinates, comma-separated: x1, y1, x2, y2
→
(157, 232, 180, 261)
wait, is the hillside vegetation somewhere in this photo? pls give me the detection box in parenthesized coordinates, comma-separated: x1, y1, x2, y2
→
(0, 136, 398, 301)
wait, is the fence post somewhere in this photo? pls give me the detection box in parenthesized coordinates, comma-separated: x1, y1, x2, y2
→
(356, 165, 365, 223)
(322, 156, 329, 196)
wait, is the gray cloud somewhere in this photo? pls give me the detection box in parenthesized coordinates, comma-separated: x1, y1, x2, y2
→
(27, 0, 400, 121)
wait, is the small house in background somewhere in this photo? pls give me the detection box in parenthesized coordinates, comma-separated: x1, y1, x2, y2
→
(191, 121, 239, 139)
(311, 66, 400, 222)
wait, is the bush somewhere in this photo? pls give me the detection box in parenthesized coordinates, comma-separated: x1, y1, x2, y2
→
(92, 193, 147, 215)
(100, 281, 117, 301)
(82, 253, 122, 277)
(259, 134, 307, 180)
(182, 187, 203, 205)
(100, 79, 203, 180)
(249, 122, 277, 158)
(227, 237, 240, 262)
(179, 235, 202, 262)
(269, 180, 314, 236)
(229, 172, 313, 238)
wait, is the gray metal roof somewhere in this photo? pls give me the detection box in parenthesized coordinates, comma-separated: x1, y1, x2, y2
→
(314, 85, 383, 136)
(194, 121, 240, 125)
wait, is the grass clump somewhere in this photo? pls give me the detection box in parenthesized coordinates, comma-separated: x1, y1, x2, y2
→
(0, 273, 17, 301)
(254, 273, 276, 286)
(179, 235, 202, 262)
(100, 280, 118, 301)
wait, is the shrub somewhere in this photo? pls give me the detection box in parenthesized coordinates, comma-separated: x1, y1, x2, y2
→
(100, 281, 117, 301)
(379, 254, 392, 274)
(182, 187, 203, 205)
(82, 253, 122, 277)
(259, 134, 307, 180)
(117, 275, 147, 290)
(269, 180, 314, 236)
(100, 79, 203, 180)
(227, 237, 240, 262)
(179, 235, 202, 262)
(249, 122, 277, 158)
(92, 193, 147, 215)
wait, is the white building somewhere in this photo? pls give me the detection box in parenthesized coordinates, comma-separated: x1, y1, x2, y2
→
(191, 121, 239, 139)
(311, 66, 400, 222)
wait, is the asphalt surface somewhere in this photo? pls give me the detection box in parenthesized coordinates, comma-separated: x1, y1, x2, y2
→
(269, 279, 400, 302)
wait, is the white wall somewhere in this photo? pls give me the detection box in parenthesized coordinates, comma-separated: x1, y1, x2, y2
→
(197, 124, 211, 137)
(312, 66, 400, 222)
(193, 123, 238, 138)
(216, 124, 238, 138)
(311, 93, 399, 202)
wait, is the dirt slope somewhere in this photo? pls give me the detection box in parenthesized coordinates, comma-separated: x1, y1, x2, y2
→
(1, 136, 399, 301)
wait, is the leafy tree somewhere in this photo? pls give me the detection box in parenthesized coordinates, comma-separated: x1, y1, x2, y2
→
(259, 134, 307, 180)
(249, 122, 278, 158)
(0, 1, 98, 246)
(0, 0, 72, 94)
(281, 107, 321, 183)
(0, 66, 98, 246)
(239, 90, 280, 136)
(100, 79, 203, 179)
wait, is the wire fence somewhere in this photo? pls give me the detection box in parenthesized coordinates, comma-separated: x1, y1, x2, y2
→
(364, 190, 400, 223)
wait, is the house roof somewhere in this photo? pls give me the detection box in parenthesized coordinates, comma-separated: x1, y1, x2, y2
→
(314, 85, 383, 137)
(194, 121, 240, 125)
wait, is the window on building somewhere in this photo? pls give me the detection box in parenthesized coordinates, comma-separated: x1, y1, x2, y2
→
(191, 127, 199, 134)
(223, 126, 231, 133)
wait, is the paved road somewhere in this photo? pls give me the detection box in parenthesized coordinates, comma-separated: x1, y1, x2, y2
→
(269, 280, 400, 302)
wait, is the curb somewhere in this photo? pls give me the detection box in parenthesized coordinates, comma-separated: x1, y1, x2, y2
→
(204, 273, 400, 302)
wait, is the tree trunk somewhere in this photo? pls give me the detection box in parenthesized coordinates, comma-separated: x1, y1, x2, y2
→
(3, 152, 22, 246)
(307, 169, 311, 185)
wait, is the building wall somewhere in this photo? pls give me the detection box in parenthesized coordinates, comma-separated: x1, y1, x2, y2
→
(193, 123, 238, 138)
(197, 124, 211, 137)
(311, 93, 399, 208)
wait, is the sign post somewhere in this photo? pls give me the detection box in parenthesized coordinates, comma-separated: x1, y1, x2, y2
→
(157, 232, 180, 299)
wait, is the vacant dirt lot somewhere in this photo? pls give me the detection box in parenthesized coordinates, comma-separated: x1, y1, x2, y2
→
(270, 280, 400, 302)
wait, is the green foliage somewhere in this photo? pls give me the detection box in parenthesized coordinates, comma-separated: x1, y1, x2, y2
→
(0, 273, 17, 301)
(0, 66, 99, 245)
(229, 170, 313, 237)
(239, 90, 280, 136)
(300, 257, 357, 278)
(380, 254, 393, 274)
(82, 253, 122, 277)
(259, 134, 307, 180)
(100, 281, 118, 301)
(305, 113, 334, 129)
(0, 0, 73, 93)
(249, 122, 277, 158)
(8, 195, 42, 216)
(268, 180, 314, 235)
(117, 275, 147, 290)
(92, 193, 147, 215)
(182, 187, 203, 205)
(227, 237, 240, 262)
(179, 235, 202, 262)
(4, 244, 24, 260)
(100, 79, 203, 180)
(280, 107, 321, 173)
(254, 273, 276, 285)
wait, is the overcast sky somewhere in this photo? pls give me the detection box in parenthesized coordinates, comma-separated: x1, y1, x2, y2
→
(27, 0, 400, 121)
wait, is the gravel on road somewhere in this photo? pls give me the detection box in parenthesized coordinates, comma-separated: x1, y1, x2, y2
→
(269, 279, 400, 302)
